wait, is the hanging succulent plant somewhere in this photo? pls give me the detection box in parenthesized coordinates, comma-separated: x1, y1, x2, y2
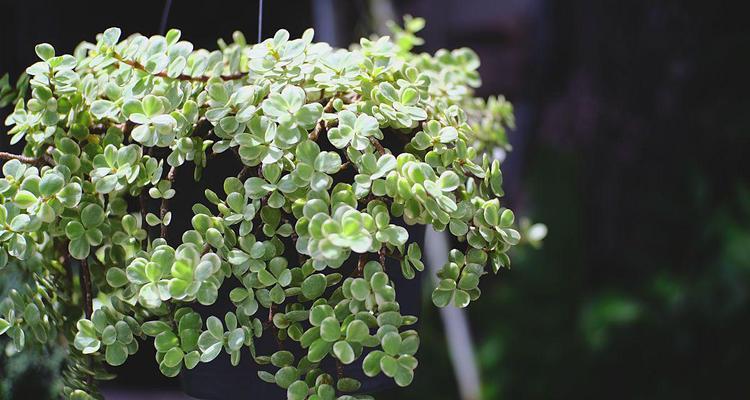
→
(0, 15, 536, 400)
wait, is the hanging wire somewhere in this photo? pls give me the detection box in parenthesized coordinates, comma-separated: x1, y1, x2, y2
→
(159, 0, 173, 35)
(160, 0, 261, 42)
(258, 0, 264, 43)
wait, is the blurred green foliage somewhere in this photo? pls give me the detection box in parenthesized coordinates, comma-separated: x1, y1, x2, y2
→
(383, 2, 750, 398)
(385, 147, 750, 399)
(0, 262, 65, 399)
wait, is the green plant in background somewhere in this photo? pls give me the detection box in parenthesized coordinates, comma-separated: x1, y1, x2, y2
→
(0, 16, 521, 399)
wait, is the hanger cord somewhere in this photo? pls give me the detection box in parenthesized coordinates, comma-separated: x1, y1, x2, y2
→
(159, 0, 173, 35)
(258, 0, 264, 43)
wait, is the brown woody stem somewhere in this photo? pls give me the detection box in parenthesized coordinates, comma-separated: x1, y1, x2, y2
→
(139, 191, 150, 247)
(79, 258, 93, 319)
(308, 97, 336, 141)
(384, 248, 403, 261)
(336, 360, 345, 379)
(238, 165, 251, 180)
(369, 138, 386, 155)
(0, 151, 50, 166)
(113, 53, 245, 82)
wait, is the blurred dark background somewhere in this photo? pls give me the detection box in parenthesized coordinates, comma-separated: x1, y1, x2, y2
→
(2, 0, 749, 399)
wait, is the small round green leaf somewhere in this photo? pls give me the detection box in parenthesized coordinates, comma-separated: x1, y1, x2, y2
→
(350, 278, 369, 301)
(163, 347, 184, 368)
(287, 380, 309, 400)
(274, 366, 298, 389)
(105, 342, 128, 366)
(345, 320, 369, 343)
(333, 340, 355, 364)
(301, 274, 326, 299)
(320, 317, 341, 342)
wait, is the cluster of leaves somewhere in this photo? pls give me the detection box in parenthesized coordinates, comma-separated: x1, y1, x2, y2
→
(0, 16, 524, 399)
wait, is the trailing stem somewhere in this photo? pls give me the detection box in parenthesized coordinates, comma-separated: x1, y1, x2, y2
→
(79, 258, 93, 319)
(0, 151, 51, 166)
(139, 191, 150, 246)
(112, 52, 245, 82)
(308, 97, 336, 141)
(160, 165, 178, 239)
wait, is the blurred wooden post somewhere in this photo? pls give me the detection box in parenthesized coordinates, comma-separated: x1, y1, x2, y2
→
(369, 0, 397, 36)
(312, 0, 341, 47)
(425, 226, 482, 400)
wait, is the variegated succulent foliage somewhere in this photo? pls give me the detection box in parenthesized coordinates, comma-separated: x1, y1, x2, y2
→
(0, 16, 543, 400)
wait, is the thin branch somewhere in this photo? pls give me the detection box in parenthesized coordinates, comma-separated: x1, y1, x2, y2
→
(323, 97, 337, 112)
(90, 121, 135, 145)
(237, 165, 252, 180)
(350, 254, 368, 278)
(139, 191, 150, 247)
(308, 97, 336, 141)
(336, 360, 345, 379)
(0, 151, 49, 166)
(457, 159, 483, 181)
(342, 92, 362, 104)
(358, 193, 392, 208)
(282, 217, 307, 265)
(267, 303, 285, 350)
(193, 118, 213, 139)
(113, 52, 245, 83)
(358, 254, 367, 275)
(369, 137, 387, 156)
(79, 258, 93, 319)
(160, 166, 178, 239)
(42, 150, 55, 166)
(124, 120, 136, 136)
(77, 254, 96, 389)
(61, 252, 74, 291)
(463, 170, 482, 181)
(166, 165, 178, 182)
(384, 248, 403, 262)
(308, 120, 326, 141)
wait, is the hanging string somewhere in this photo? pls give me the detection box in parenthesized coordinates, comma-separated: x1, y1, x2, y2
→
(160, 0, 261, 42)
(258, 0, 264, 43)
(159, 0, 173, 35)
